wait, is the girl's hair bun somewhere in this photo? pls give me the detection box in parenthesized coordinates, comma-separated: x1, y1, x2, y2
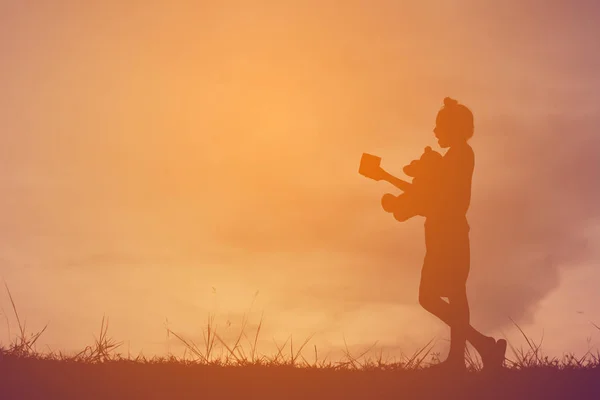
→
(444, 97, 458, 107)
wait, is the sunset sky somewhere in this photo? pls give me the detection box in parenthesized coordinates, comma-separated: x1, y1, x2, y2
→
(1, 1, 600, 361)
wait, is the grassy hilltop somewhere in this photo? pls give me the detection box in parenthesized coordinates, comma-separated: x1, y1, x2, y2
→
(1, 312, 600, 400)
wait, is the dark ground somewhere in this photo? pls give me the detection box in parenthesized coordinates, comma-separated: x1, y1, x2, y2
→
(1, 355, 600, 400)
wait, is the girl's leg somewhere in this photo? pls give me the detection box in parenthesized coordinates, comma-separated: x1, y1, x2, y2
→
(419, 289, 495, 357)
(447, 287, 469, 362)
(420, 231, 503, 365)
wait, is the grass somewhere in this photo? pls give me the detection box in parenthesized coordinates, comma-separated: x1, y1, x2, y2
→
(1, 284, 600, 400)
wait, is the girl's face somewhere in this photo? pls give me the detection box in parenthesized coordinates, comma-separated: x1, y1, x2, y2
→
(433, 112, 454, 148)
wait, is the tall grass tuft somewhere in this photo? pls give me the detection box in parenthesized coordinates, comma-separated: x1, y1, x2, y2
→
(1, 283, 600, 372)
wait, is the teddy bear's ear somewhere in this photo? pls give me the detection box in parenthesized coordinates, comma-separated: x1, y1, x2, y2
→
(424, 146, 432, 152)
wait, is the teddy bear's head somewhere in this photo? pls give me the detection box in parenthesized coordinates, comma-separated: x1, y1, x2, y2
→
(402, 146, 443, 179)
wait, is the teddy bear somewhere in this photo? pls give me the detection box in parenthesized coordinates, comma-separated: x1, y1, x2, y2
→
(381, 146, 443, 222)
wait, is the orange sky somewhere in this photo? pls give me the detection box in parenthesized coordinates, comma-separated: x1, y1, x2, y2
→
(1, 1, 600, 361)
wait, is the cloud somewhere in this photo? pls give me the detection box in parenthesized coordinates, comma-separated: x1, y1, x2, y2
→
(465, 111, 600, 330)
(203, 103, 600, 334)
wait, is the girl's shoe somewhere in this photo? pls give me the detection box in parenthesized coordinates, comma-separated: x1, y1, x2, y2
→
(481, 338, 507, 371)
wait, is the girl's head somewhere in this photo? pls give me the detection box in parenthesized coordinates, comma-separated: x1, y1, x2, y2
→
(433, 97, 474, 148)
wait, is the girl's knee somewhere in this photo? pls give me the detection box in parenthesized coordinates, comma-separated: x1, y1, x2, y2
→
(448, 286, 468, 304)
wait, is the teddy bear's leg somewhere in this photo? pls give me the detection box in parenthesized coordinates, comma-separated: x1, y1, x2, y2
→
(381, 194, 398, 213)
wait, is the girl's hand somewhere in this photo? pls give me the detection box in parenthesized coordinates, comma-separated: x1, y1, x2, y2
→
(373, 167, 387, 181)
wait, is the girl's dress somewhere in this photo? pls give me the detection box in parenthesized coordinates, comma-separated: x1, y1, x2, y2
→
(419, 142, 474, 297)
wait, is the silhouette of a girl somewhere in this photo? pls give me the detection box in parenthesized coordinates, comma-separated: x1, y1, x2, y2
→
(381, 97, 507, 371)
(420, 97, 507, 371)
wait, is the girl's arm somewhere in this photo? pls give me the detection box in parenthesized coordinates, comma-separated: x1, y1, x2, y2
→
(379, 169, 412, 192)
